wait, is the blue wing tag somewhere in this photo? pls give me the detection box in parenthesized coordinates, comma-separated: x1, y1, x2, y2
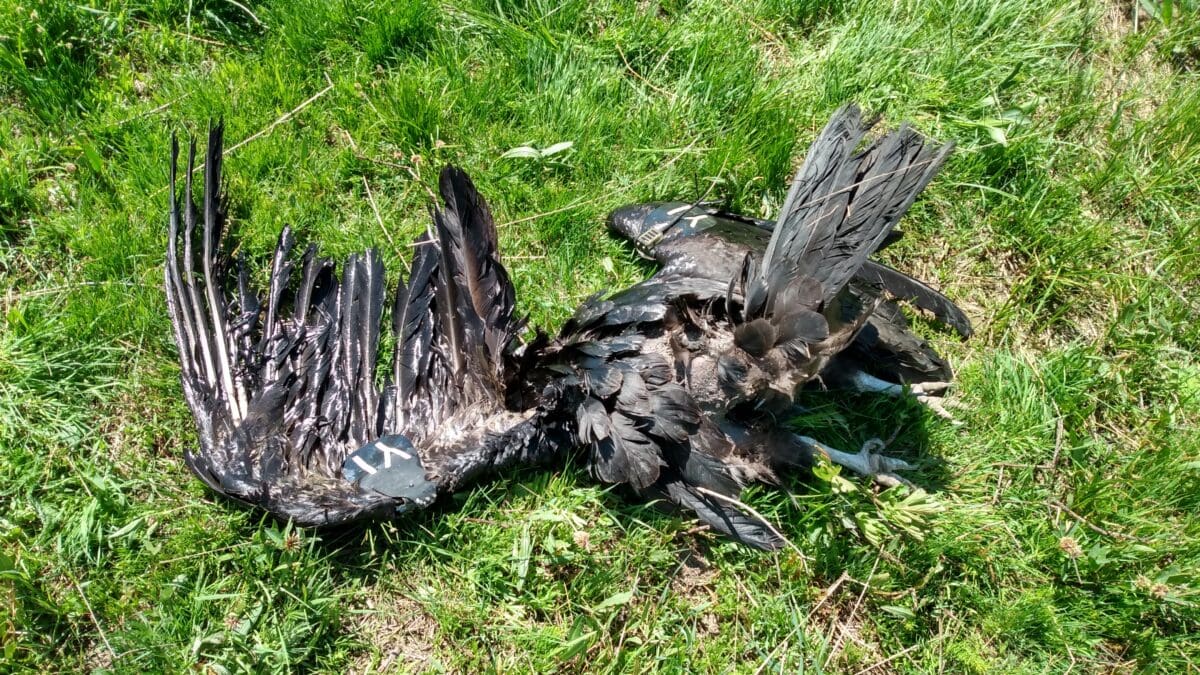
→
(342, 434, 438, 509)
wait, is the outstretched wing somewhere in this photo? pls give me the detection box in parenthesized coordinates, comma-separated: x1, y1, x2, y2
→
(165, 124, 396, 525)
(166, 129, 536, 524)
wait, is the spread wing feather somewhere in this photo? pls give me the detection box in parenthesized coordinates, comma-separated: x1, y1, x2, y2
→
(385, 167, 526, 439)
(167, 130, 534, 525)
(166, 125, 396, 524)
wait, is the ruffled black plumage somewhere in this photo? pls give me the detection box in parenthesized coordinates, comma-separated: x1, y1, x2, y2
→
(166, 107, 963, 551)
(542, 106, 961, 549)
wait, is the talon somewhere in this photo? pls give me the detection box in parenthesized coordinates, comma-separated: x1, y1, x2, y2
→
(873, 472, 911, 488)
(795, 435, 917, 486)
(915, 395, 963, 425)
(910, 380, 952, 396)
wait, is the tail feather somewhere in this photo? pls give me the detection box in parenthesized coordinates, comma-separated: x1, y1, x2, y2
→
(722, 107, 952, 405)
(754, 105, 872, 310)
(755, 106, 951, 308)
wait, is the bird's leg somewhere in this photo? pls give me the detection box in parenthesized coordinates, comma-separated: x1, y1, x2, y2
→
(847, 369, 950, 397)
(794, 435, 915, 488)
(847, 370, 961, 424)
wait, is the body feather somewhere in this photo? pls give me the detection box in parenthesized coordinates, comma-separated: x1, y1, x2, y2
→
(544, 107, 958, 549)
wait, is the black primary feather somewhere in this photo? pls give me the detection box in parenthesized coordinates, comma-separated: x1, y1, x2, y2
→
(661, 480, 783, 551)
(166, 124, 396, 524)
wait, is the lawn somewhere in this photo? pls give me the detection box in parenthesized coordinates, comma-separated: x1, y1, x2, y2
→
(2, 0, 1198, 671)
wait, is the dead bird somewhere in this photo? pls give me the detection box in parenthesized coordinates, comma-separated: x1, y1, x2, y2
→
(531, 105, 960, 549)
(166, 107, 961, 550)
(165, 123, 569, 526)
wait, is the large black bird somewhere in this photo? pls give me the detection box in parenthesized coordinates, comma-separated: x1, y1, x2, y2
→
(166, 106, 961, 549)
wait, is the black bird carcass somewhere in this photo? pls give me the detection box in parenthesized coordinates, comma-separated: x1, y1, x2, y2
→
(165, 106, 963, 549)
(527, 105, 962, 549)
(164, 124, 566, 526)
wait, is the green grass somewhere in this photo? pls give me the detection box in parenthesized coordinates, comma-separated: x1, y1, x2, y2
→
(2, 0, 1199, 671)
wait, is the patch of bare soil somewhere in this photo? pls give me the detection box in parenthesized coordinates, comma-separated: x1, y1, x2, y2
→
(346, 591, 437, 674)
(671, 550, 721, 637)
(805, 575, 888, 672)
(1095, 1, 1171, 123)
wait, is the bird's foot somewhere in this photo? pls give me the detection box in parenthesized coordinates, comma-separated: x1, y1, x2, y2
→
(912, 389, 964, 425)
(796, 436, 915, 488)
(848, 371, 963, 425)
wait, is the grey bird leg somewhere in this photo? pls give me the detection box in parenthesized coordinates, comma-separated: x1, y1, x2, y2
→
(847, 370, 961, 424)
(795, 435, 915, 488)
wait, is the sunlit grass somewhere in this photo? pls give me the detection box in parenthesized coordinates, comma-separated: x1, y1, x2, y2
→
(1, 0, 1198, 671)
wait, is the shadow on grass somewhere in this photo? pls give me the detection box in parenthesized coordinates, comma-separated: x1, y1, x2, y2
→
(789, 387, 956, 494)
(278, 386, 959, 574)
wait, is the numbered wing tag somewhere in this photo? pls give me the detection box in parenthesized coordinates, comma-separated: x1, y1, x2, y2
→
(342, 434, 438, 510)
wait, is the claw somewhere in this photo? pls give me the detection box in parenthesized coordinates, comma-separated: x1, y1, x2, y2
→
(848, 371, 964, 425)
(909, 380, 952, 396)
(795, 435, 916, 487)
(912, 394, 963, 425)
